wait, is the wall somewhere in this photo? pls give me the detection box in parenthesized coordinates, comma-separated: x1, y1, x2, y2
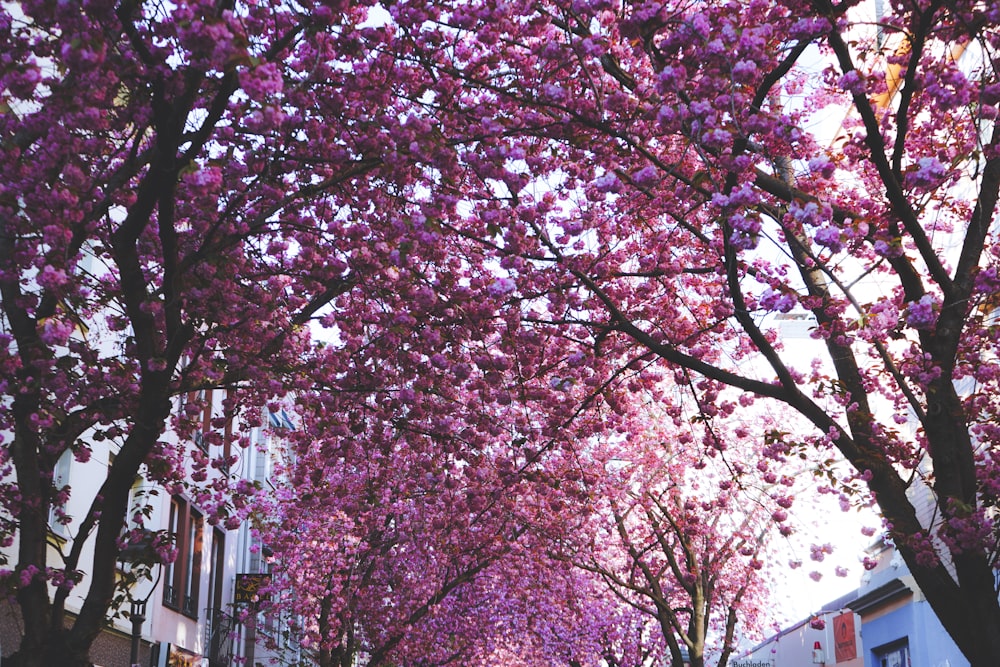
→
(859, 596, 968, 667)
(852, 542, 968, 667)
(735, 605, 863, 667)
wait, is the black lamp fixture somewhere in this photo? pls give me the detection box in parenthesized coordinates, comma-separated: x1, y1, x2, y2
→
(129, 598, 147, 667)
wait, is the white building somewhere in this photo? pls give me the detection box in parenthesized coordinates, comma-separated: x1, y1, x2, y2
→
(0, 387, 300, 667)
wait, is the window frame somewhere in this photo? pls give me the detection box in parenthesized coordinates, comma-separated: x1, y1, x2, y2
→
(874, 639, 910, 667)
(48, 450, 73, 538)
(162, 496, 203, 620)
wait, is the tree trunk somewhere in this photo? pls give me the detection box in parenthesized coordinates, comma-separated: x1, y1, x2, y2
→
(4, 637, 91, 667)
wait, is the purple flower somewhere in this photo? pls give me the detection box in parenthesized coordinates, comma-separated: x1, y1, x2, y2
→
(905, 294, 938, 330)
(814, 226, 844, 252)
(18, 565, 39, 588)
(632, 165, 659, 187)
(593, 172, 622, 193)
(488, 277, 516, 296)
(906, 157, 947, 189)
(808, 156, 836, 179)
(37, 264, 69, 289)
(873, 239, 903, 258)
(658, 65, 680, 90)
(760, 288, 797, 313)
(839, 70, 867, 96)
(731, 60, 758, 82)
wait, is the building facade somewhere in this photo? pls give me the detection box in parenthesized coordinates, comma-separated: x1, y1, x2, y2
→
(735, 540, 968, 667)
(0, 388, 300, 667)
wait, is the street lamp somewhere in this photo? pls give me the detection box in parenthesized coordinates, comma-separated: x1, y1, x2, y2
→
(130, 598, 147, 667)
(119, 528, 165, 667)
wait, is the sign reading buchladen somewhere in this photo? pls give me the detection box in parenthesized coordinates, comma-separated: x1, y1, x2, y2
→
(235, 573, 272, 606)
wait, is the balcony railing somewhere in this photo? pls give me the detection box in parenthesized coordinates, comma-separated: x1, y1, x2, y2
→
(205, 607, 236, 667)
(182, 594, 198, 617)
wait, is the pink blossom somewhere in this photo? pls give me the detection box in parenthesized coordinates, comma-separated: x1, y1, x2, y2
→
(18, 565, 39, 588)
(37, 264, 69, 289)
(905, 295, 939, 330)
(906, 157, 947, 189)
(240, 62, 284, 97)
(759, 288, 797, 313)
(38, 318, 74, 346)
(838, 70, 867, 95)
(808, 157, 836, 179)
(814, 226, 844, 253)
(488, 278, 516, 296)
(593, 173, 622, 193)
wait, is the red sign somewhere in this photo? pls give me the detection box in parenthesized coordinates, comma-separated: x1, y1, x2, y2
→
(834, 612, 857, 662)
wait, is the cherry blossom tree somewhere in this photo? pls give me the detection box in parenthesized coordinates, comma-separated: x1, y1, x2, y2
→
(556, 407, 792, 667)
(582, 487, 765, 667)
(360, 0, 999, 662)
(259, 380, 664, 667)
(2, 1, 630, 663)
(6, 0, 1000, 665)
(0, 1, 480, 664)
(258, 431, 524, 667)
(257, 302, 627, 667)
(423, 560, 665, 667)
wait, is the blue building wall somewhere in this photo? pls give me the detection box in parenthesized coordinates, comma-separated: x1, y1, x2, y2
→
(860, 595, 967, 667)
(739, 541, 970, 667)
(848, 540, 968, 667)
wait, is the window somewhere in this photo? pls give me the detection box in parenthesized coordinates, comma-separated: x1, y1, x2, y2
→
(193, 430, 208, 452)
(162, 497, 203, 619)
(221, 413, 233, 474)
(207, 530, 228, 664)
(123, 472, 151, 531)
(163, 499, 180, 607)
(116, 473, 153, 568)
(874, 641, 910, 667)
(208, 529, 225, 612)
(254, 443, 269, 483)
(178, 387, 213, 452)
(183, 509, 203, 616)
(48, 450, 72, 537)
(192, 389, 212, 452)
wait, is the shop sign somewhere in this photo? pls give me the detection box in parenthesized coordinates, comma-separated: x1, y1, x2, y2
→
(235, 573, 272, 604)
(167, 644, 200, 667)
(834, 612, 857, 662)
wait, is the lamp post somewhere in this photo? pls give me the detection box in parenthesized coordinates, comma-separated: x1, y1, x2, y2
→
(119, 528, 164, 667)
(130, 598, 147, 667)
